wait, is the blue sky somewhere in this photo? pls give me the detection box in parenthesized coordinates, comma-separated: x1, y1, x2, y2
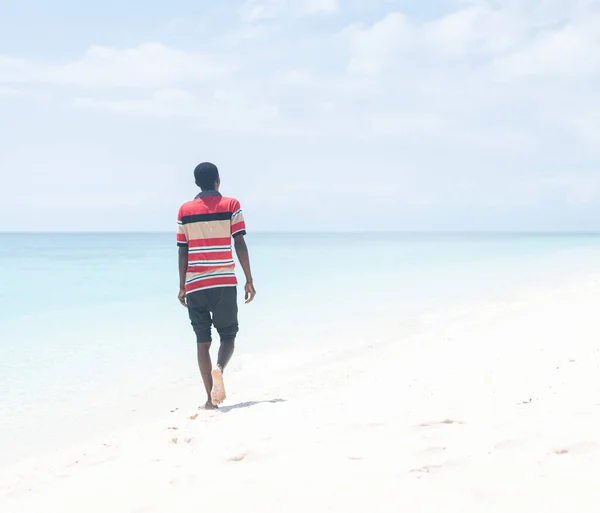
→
(1, 0, 599, 232)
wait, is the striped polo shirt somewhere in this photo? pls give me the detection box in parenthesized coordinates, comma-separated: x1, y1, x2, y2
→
(177, 190, 247, 294)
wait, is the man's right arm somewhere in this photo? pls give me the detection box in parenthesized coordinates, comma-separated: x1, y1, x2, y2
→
(178, 246, 188, 307)
(234, 235, 256, 303)
(177, 206, 189, 307)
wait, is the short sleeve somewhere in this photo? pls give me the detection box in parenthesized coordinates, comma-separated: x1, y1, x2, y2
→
(176, 207, 188, 247)
(231, 200, 246, 238)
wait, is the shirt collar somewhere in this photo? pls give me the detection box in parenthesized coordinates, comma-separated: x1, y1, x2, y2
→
(195, 190, 222, 199)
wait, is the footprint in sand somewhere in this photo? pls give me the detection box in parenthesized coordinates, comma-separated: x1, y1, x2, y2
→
(410, 457, 464, 476)
(553, 442, 598, 456)
(418, 419, 464, 428)
(169, 435, 194, 445)
(228, 451, 248, 462)
(418, 446, 447, 456)
(410, 464, 444, 475)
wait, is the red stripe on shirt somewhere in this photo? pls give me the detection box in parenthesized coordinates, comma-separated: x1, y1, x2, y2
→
(186, 276, 237, 293)
(176, 233, 187, 243)
(188, 237, 232, 248)
(231, 221, 246, 234)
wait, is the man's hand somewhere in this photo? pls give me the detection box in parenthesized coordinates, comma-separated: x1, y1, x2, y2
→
(244, 281, 256, 304)
(178, 288, 188, 308)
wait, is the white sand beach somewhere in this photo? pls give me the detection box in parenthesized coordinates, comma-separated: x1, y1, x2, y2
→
(2, 276, 600, 513)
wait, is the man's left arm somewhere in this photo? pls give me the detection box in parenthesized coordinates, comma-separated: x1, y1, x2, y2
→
(231, 200, 256, 303)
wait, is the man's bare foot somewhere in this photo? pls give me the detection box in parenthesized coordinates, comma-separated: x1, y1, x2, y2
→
(203, 400, 218, 410)
(211, 368, 226, 406)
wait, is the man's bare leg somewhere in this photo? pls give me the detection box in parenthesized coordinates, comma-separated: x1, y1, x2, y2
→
(211, 341, 235, 406)
(217, 341, 235, 371)
(197, 342, 217, 410)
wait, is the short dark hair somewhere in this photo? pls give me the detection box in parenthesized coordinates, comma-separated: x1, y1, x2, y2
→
(194, 162, 219, 190)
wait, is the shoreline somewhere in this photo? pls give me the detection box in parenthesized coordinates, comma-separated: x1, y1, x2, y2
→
(3, 273, 600, 511)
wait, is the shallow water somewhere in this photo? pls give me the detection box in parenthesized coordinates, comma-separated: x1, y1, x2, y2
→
(2, 232, 600, 463)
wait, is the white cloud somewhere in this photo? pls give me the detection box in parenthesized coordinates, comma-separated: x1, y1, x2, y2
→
(301, 0, 339, 15)
(344, 13, 412, 76)
(73, 88, 279, 132)
(326, 1, 600, 147)
(344, 1, 600, 78)
(0, 85, 52, 101)
(273, 68, 315, 85)
(241, 0, 338, 22)
(423, 4, 518, 55)
(1, 1, 596, 150)
(3, 8, 600, 164)
(0, 43, 234, 89)
(491, 17, 600, 79)
(241, 0, 281, 22)
(3, 0, 600, 231)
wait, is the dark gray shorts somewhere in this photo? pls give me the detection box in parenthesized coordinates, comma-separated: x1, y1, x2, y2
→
(187, 287, 239, 344)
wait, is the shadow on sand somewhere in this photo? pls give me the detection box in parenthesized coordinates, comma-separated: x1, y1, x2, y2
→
(219, 398, 286, 413)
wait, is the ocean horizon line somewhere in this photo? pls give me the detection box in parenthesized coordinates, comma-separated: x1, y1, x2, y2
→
(2, 230, 600, 237)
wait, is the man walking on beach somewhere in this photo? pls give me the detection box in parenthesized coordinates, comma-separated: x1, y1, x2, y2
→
(177, 162, 256, 409)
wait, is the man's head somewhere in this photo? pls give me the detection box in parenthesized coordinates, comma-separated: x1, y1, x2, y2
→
(194, 162, 220, 191)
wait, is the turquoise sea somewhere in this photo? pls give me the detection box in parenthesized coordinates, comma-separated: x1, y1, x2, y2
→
(2, 232, 600, 464)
